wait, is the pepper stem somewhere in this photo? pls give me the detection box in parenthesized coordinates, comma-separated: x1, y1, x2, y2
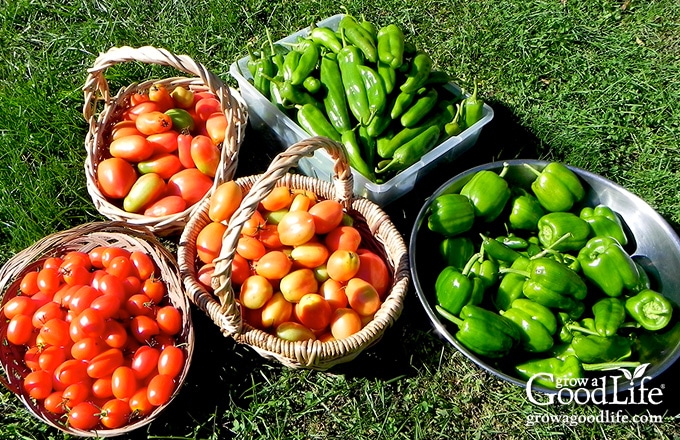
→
(565, 323, 600, 337)
(582, 361, 641, 371)
(461, 252, 482, 277)
(523, 163, 542, 178)
(435, 305, 463, 327)
(530, 233, 573, 260)
(499, 162, 510, 178)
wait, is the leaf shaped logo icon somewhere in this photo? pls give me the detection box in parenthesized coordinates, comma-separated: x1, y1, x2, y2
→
(617, 363, 650, 386)
(618, 368, 633, 382)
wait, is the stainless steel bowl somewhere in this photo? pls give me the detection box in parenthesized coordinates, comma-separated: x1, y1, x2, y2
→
(410, 159, 680, 394)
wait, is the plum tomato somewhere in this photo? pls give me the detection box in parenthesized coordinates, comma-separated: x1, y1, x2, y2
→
(345, 278, 382, 316)
(170, 86, 195, 109)
(208, 180, 242, 223)
(109, 134, 154, 162)
(277, 211, 316, 246)
(330, 307, 363, 339)
(190, 135, 220, 177)
(308, 200, 344, 235)
(137, 153, 183, 180)
(147, 130, 179, 155)
(275, 321, 316, 342)
(165, 108, 195, 132)
(123, 172, 166, 214)
(326, 250, 361, 282)
(156, 305, 182, 335)
(295, 293, 332, 330)
(157, 345, 184, 378)
(355, 249, 391, 300)
(67, 401, 102, 430)
(196, 221, 227, 264)
(205, 112, 227, 145)
(146, 373, 175, 406)
(97, 157, 138, 199)
(148, 84, 175, 112)
(166, 168, 213, 206)
(279, 268, 318, 303)
(260, 292, 293, 329)
(239, 275, 274, 310)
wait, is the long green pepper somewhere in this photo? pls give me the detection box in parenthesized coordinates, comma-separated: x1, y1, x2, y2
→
(337, 44, 372, 125)
(320, 53, 352, 133)
(376, 23, 405, 69)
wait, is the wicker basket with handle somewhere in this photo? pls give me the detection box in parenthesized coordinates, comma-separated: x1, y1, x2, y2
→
(0, 222, 194, 436)
(83, 45, 248, 236)
(178, 136, 409, 370)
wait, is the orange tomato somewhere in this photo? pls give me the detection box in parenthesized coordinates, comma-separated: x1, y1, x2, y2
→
(277, 210, 316, 246)
(355, 249, 391, 299)
(261, 186, 294, 212)
(258, 224, 283, 250)
(326, 249, 360, 282)
(324, 225, 362, 252)
(319, 278, 348, 310)
(147, 131, 179, 154)
(241, 210, 267, 237)
(239, 275, 273, 310)
(279, 268, 318, 303)
(111, 120, 143, 140)
(190, 134, 220, 177)
(290, 242, 329, 269)
(123, 173, 166, 213)
(148, 84, 175, 112)
(289, 193, 313, 212)
(345, 278, 382, 316)
(196, 221, 227, 264)
(97, 157, 138, 199)
(308, 200, 344, 234)
(135, 111, 173, 135)
(209, 180, 242, 222)
(254, 250, 292, 280)
(330, 308, 363, 339)
(275, 321, 316, 342)
(109, 134, 154, 162)
(143, 195, 187, 217)
(295, 293, 332, 330)
(231, 253, 252, 286)
(260, 292, 293, 329)
(129, 92, 150, 107)
(205, 112, 228, 145)
(170, 86, 195, 109)
(167, 168, 214, 205)
(236, 235, 266, 261)
(194, 97, 221, 121)
(124, 101, 163, 121)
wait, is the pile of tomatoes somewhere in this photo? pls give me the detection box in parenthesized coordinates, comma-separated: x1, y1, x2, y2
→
(97, 83, 229, 216)
(194, 181, 392, 342)
(2, 246, 186, 431)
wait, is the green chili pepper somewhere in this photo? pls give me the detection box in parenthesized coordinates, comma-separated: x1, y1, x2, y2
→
(537, 212, 591, 252)
(290, 39, 320, 86)
(515, 355, 584, 389)
(338, 15, 378, 63)
(365, 108, 391, 138)
(572, 333, 632, 364)
(435, 253, 485, 315)
(439, 236, 476, 271)
(278, 80, 319, 107)
(357, 125, 376, 171)
(357, 64, 387, 118)
(624, 289, 673, 331)
(400, 51, 433, 93)
(309, 25, 343, 53)
(502, 306, 554, 353)
(390, 89, 418, 120)
(524, 162, 586, 213)
(302, 76, 321, 94)
(459, 164, 511, 223)
(580, 204, 628, 246)
(377, 23, 405, 69)
(443, 103, 464, 137)
(592, 297, 626, 337)
(375, 125, 440, 174)
(245, 44, 260, 76)
(296, 103, 341, 142)
(337, 44, 371, 125)
(340, 129, 374, 180)
(320, 53, 352, 134)
(266, 28, 285, 73)
(463, 81, 484, 127)
(481, 234, 523, 264)
(437, 304, 520, 358)
(359, 15, 378, 42)
(400, 88, 438, 128)
(508, 189, 545, 232)
(494, 256, 530, 311)
(282, 49, 301, 82)
(376, 61, 397, 95)
(268, 77, 289, 111)
(577, 236, 641, 298)
(427, 193, 476, 237)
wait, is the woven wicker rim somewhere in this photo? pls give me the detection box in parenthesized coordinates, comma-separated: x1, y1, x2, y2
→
(178, 136, 410, 370)
(0, 222, 194, 437)
(82, 45, 249, 236)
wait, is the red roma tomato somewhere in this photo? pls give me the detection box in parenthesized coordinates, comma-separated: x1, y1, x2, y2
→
(208, 180, 242, 222)
(324, 225, 362, 252)
(87, 348, 125, 379)
(44, 390, 67, 415)
(92, 377, 113, 400)
(258, 224, 283, 250)
(24, 346, 41, 370)
(109, 134, 154, 162)
(148, 84, 175, 112)
(61, 382, 91, 409)
(142, 278, 166, 304)
(170, 86, 195, 109)
(308, 200, 344, 235)
(124, 101, 162, 121)
(355, 249, 391, 300)
(147, 130, 180, 155)
(38, 345, 67, 372)
(194, 97, 221, 121)
(260, 292, 293, 329)
(326, 250, 361, 282)
(129, 92, 150, 107)
(125, 293, 154, 317)
(330, 307, 363, 339)
(190, 134, 220, 177)
(62, 265, 93, 286)
(69, 286, 101, 314)
(289, 193, 312, 212)
(71, 336, 105, 361)
(137, 153, 183, 180)
(131, 345, 161, 380)
(156, 305, 182, 335)
(290, 242, 329, 269)
(23, 370, 53, 400)
(74, 308, 106, 339)
(205, 112, 227, 145)
(157, 345, 184, 378)
(88, 246, 107, 269)
(102, 320, 128, 349)
(3, 296, 36, 319)
(42, 257, 64, 270)
(144, 195, 187, 218)
(241, 210, 266, 237)
(277, 211, 316, 246)
(295, 293, 332, 330)
(105, 255, 135, 280)
(111, 366, 138, 400)
(135, 111, 173, 135)
(147, 373, 175, 407)
(236, 236, 266, 261)
(67, 401, 101, 431)
(97, 157, 138, 199)
(90, 293, 121, 319)
(96, 274, 127, 303)
(130, 315, 160, 343)
(279, 268, 318, 303)
(100, 246, 131, 268)
(36, 267, 63, 295)
(261, 186, 294, 212)
(39, 318, 71, 346)
(123, 172, 166, 213)
(319, 278, 348, 311)
(54, 359, 89, 387)
(32, 301, 66, 328)
(239, 275, 273, 310)
(123, 275, 142, 297)
(129, 386, 154, 416)
(275, 321, 316, 342)
(231, 253, 252, 286)
(101, 398, 131, 429)
(19, 271, 40, 296)
(196, 221, 227, 264)
(345, 278, 382, 317)
(62, 251, 92, 270)
(254, 250, 293, 280)
(130, 251, 156, 280)
(176, 132, 195, 169)
(111, 120, 143, 140)
(166, 168, 213, 206)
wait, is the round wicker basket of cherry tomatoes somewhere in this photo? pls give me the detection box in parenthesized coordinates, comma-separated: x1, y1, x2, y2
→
(178, 136, 409, 370)
(0, 222, 194, 436)
(82, 45, 248, 236)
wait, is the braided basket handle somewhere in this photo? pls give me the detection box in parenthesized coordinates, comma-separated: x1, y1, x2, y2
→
(210, 136, 354, 335)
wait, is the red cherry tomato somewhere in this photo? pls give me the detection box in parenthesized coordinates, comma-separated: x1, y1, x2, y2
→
(157, 345, 184, 378)
(147, 373, 175, 407)
(131, 345, 161, 380)
(67, 401, 101, 430)
(156, 305, 182, 335)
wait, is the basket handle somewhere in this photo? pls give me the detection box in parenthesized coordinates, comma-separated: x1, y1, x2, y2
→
(210, 136, 353, 335)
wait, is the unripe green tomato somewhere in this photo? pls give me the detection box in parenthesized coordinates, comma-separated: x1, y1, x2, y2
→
(275, 321, 316, 342)
(165, 108, 195, 132)
(123, 173, 166, 213)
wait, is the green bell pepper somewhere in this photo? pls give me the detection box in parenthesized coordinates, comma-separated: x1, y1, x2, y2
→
(508, 189, 546, 231)
(503, 298, 556, 353)
(571, 333, 632, 363)
(437, 304, 520, 358)
(537, 212, 591, 252)
(376, 23, 405, 69)
(592, 297, 626, 337)
(435, 253, 484, 315)
(580, 204, 628, 246)
(459, 164, 511, 223)
(577, 236, 642, 297)
(511, 298, 557, 335)
(493, 256, 529, 311)
(624, 289, 673, 331)
(515, 355, 584, 389)
(439, 236, 476, 271)
(427, 194, 476, 237)
(524, 162, 585, 213)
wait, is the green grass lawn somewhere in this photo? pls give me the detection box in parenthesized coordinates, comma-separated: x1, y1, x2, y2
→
(2, 0, 680, 438)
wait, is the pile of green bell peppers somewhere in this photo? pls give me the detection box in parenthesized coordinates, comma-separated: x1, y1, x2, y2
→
(426, 161, 676, 389)
(243, 14, 487, 183)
